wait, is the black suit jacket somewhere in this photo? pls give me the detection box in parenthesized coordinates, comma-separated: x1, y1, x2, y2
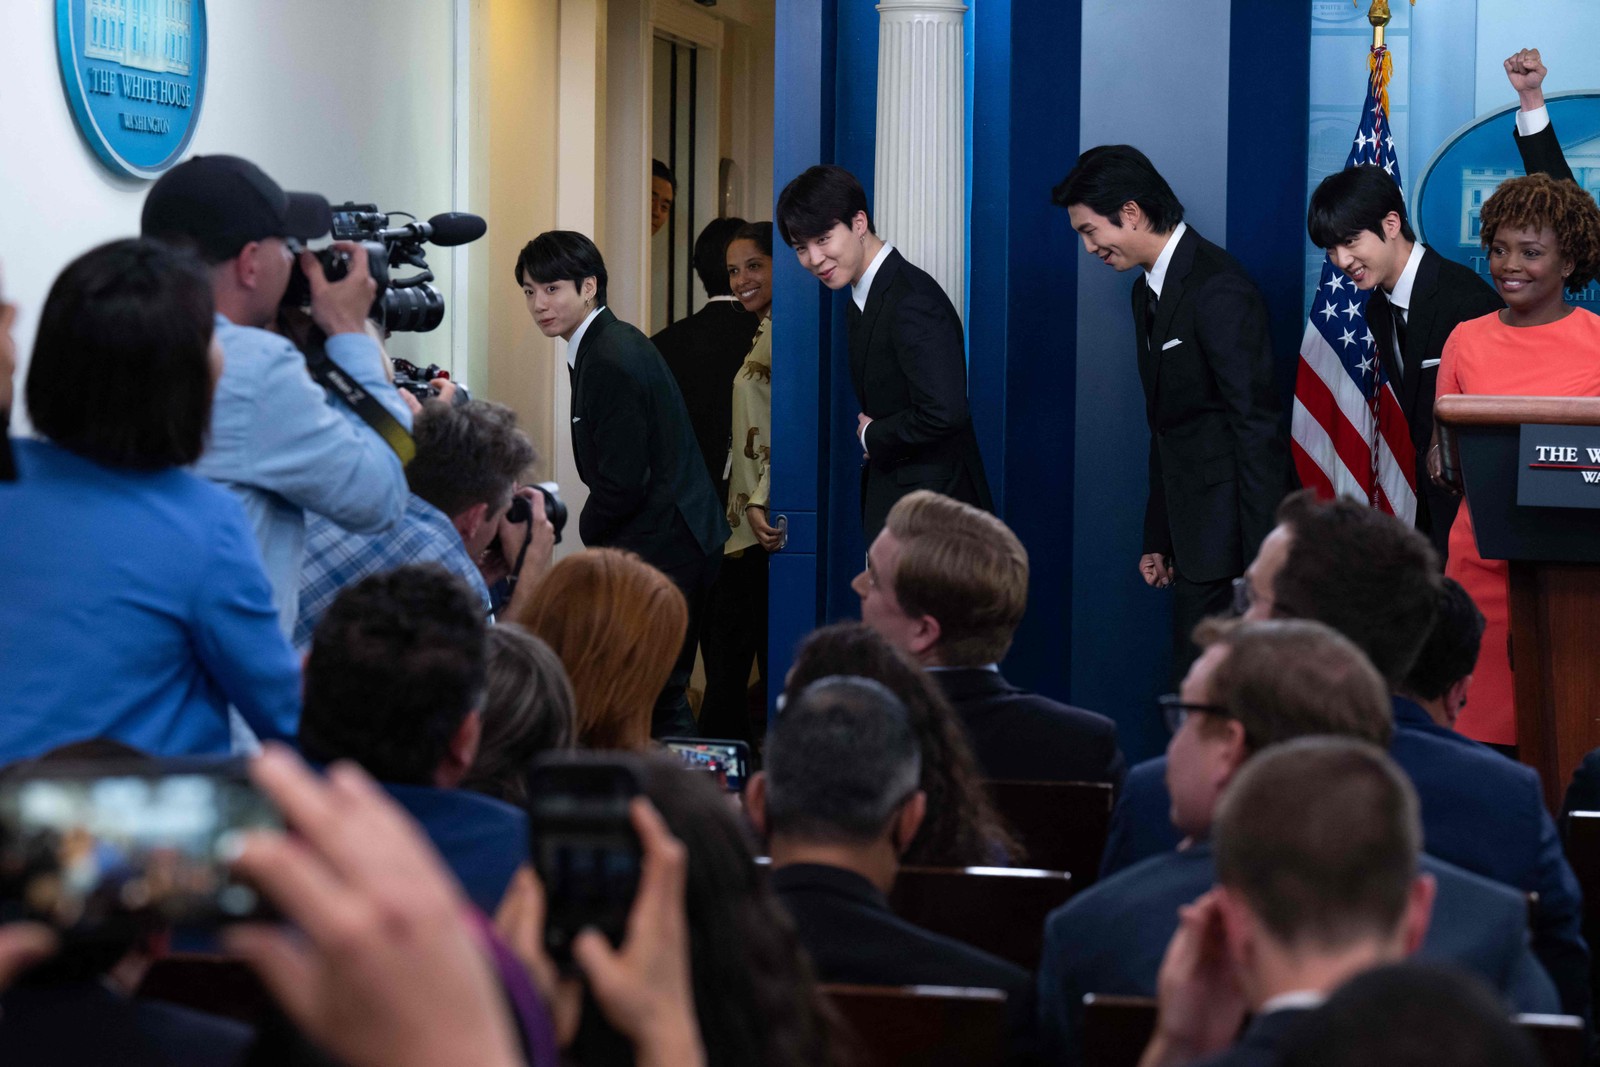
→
(651, 300, 762, 494)
(571, 308, 729, 568)
(1134, 228, 1287, 584)
(1366, 250, 1501, 559)
(849, 249, 993, 541)
(0, 982, 255, 1066)
(933, 668, 1126, 788)
(1514, 121, 1577, 184)
(1190, 1008, 1310, 1067)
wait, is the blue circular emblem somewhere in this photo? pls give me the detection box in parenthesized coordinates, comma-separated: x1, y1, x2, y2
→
(55, 0, 208, 180)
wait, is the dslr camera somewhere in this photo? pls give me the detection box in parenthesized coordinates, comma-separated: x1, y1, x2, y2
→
(284, 203, 487, 333)
(392, 357, 469, 406)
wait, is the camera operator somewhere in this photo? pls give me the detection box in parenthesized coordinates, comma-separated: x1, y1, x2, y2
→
(294, 399, 554, 648)
(141, 155, 412, 637)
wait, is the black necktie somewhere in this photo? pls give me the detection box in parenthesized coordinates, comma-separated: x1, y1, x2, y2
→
(1389, 303, 1408, 381)
(1144, 290, 1158, 350)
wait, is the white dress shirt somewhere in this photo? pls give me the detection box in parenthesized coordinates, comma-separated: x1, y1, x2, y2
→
(564, 305, 605, 369)
(852, 241, 895, 312)
(1144, 221, 1189, 300)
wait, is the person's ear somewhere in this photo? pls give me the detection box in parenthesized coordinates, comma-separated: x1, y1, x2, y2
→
(746, 772, 770, 839)
(1213, 718, 1250, 791)
(1119, 200, 1143, 229)
(908, 614, 943, 661)
(437, 710, 482, 788)
(1382, 211, 1403, 241)
(890, 790, 927, 856)
(850, 210, 870, 239)
(452, 502, 491, 546)
(1212, 885, 1257, 970)
(233, 242, 264, 290)
(1444, 675, 1473, 726)
(581, 277, 597, 304)
(1401, 872, 1437, 956)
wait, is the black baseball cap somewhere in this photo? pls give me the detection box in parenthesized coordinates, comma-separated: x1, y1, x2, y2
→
(141, 154, 332, 263)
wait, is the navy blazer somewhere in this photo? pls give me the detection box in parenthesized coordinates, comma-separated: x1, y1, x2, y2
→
(1037, 842, 1558, 1067)
(385, 783, 527, 914)
(0, 981, 255, 1066)
(1191, 1008, 1311, 1067)
(932, 667, 1126, 788)
(1100, 699, 1590, 1020)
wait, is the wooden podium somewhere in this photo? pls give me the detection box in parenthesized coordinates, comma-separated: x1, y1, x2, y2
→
(1435, 395, 1600, 815)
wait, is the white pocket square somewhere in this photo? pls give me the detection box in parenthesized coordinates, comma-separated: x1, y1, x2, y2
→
(1161, 338, 1183, 351)
(1420, 358, 1441, 369)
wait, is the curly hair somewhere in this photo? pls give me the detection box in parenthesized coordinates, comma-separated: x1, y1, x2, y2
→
(512, 549, 686, 751)
(1478, 172, 1600, 291)
(782, 623, 1018, 866)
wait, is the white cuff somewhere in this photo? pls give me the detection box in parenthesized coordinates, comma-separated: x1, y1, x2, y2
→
(1517, 104, 1550, 137)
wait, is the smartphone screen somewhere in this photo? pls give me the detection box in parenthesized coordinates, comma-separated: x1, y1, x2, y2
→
(527, 755, 642, 967)
(661, 738, 751, 794)
(0, 762, 280, 934)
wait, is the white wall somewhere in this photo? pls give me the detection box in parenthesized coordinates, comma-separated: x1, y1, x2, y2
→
(1, 0, 459, 423)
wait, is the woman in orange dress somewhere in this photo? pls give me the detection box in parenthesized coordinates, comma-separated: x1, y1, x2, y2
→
(1431, 173, 1600, 747)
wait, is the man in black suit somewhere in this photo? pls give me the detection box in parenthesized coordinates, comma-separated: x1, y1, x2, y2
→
(775, 165, 992, 542)
(748, 676, 1030, 1005)
(855, 489, 1124, 787)
(517, 231, 728, 736)
(1505, 48, 1576, 185)
(651, 217, 761, 497)
(1137, 739, 1439, 1067)
(1053, 146, 1287, 680)
(1306, 167, 1501, 563)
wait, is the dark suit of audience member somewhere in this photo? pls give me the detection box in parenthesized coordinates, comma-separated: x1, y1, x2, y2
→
(573, 307, 729, 736)
(1562, 746, 1600, 818)
(1038, 842, 1558, 1065)
(651, 296, 760, 497)
(934, 668, 1125, 787)
(0, 982, 255, 1067)
(852, 249, 992, 542)
(384, 781, 527, 914)
(1191, 1008, 1310, 1067)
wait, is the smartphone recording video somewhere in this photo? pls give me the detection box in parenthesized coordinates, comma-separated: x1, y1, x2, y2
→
(661, 738, 751, 794)
(527, 754, 643, 968)
(0, 762, 280, 936)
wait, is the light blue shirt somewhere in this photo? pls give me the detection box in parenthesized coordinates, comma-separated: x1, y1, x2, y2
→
(196, 315, 411, 635)
(0, 439, 301, 762)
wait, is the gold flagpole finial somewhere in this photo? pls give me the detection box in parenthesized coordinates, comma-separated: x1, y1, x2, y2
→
(1366, 0, 1392, 50)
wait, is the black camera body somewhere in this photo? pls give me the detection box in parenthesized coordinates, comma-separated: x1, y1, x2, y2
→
(392, 358, 469, 406)
(507, 483, 569, 545)
(282, 203, 486, 333)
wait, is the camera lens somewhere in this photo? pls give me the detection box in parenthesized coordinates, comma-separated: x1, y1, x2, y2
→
(380, 284, 446, 333)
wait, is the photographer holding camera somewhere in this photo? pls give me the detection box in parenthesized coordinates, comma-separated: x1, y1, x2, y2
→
(141, 155, 413, 638)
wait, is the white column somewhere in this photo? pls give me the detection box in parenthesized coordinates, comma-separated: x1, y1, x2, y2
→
(874, 0, 968, 316)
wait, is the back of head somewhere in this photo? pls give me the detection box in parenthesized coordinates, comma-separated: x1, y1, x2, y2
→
(1479, 172, 1600, 291)
(461, 624, 576, 806)
(1197, 617, 1393, 754)
(26, 238, 214, 470)
(781, 622, 1014, 865)
(1307, 164, 1415, 249)
(1273, 490, 1441, 687)
(693, 217, 748, 296)
(141, 153, 331, 265)
(1051, 144, 1184, 232)
(765, 677, 922, 844)
(1215, 737, 1421, 951)
(514, 549, 687, 750)
(406, 399, 535, 519)
(1399, 577, 1485, 702)
(1278, 961, 1541, 1067)
(884, 490, 1029, 665)
(514, 230, 609, 306)
(776, 165, 872, 246)
(632, 756, 838, 1067)
(301, 564, 487, 784)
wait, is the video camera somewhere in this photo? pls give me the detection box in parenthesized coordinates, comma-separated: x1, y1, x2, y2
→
(283, 203, 487, 333)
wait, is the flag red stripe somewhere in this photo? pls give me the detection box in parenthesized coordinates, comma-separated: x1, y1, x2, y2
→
(1293, 357, 1375, 497)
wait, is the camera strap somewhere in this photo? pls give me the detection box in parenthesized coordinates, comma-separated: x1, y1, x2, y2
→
(302, 344, 416, 465)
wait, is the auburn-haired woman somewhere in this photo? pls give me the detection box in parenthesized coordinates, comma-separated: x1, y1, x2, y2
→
(513, 548, 687, 750)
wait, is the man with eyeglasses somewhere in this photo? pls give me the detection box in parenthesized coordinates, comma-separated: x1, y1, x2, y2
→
(1035, 617, 1559, 1067)
(141, 155, 412, 641)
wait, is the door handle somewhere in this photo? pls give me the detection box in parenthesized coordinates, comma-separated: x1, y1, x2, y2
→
(773, 513, 789, 552)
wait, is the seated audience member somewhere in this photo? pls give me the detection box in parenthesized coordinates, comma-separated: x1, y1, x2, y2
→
(1039, 619, 1558, 1067)
(749, 677, 1031, 1006)
(651, 217, 761, 496)
(299, 564, 525, 913)
(858, 490, 1125, 786)
(515, 756, 842, 1067)
(0, 740, 256, 1067)
(1276, 961, 1543, 1067)
(1137, 739, 1439, 1067)
(514, 549, 687, 751)
(1397, 577, 1486, 731)
(295, 399, 547, 648)
(1100, 490, 1590, 1020)
(461, 625, 577, 806)
(0, 239, 298, 763)
(783, 623, 1017, 867)
(226, 745, 710, 1067)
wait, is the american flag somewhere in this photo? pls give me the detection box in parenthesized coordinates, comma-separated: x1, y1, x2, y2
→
(1291, 46, 1416, 522)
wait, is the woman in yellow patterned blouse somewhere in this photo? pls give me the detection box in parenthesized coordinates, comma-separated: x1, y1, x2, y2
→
(698, 222, 775, 742)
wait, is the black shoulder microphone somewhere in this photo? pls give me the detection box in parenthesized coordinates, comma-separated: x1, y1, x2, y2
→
(376, 212, 487, 247)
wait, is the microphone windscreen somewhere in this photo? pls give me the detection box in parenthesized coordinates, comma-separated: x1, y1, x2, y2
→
(426, 212, 488, 246)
